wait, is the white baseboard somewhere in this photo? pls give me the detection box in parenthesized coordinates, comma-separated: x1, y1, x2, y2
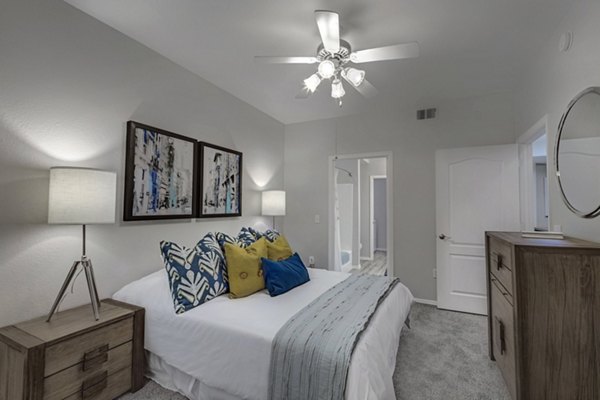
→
(414, 298, 437, 306)
(375, 248, 387, 252)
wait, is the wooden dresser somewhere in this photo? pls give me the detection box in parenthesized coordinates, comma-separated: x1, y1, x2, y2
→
(0, 299, 144, 400)
(486, 231, 600, 400)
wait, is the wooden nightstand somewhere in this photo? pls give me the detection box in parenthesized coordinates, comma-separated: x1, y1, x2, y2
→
(0, 299, 144, 400)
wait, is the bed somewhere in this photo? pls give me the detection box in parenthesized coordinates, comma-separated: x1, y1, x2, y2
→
(113, 267, 414, 400)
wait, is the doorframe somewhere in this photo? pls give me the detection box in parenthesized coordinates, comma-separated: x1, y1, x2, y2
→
(328, 152, 394, 276)
(517, 115, 550, 231)
(370, 175, 387, 259)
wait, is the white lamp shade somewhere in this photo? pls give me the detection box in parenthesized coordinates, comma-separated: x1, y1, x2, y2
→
(262, 190, 286, 216)
(48, 167, 117, 224)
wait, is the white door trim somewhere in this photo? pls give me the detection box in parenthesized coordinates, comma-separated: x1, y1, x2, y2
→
(328, 152, 394, 277)
(370, 175, 387, 259)
(517, 115, 549, 231)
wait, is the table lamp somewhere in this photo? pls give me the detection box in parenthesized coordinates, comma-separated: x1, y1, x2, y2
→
(262, 190, 286, 229)
(46, 167, 117, 322)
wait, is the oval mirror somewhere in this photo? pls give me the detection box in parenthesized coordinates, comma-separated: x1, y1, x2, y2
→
(556, 87, 600, 218)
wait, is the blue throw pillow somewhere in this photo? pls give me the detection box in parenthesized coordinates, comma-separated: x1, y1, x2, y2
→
(261, 253, 310, 297)
(160, 232, 228, 314)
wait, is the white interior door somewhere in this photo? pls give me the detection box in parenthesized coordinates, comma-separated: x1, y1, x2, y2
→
(436, 145, 520, 314)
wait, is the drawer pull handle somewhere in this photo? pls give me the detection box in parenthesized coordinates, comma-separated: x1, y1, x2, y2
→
(82, 370, 108, 399)
(495, 317, 506, 355)
(83, 344, 109, 371)
(496, 253, 503, 270)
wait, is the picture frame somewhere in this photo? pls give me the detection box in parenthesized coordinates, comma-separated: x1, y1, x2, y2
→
(198, 142, 243, 218)
(124, 121, 198, 221)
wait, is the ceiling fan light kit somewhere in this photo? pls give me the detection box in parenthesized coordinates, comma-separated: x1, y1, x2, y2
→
(256, 10, 420, 106)
(317, 59, 336, 79)
(331, 78, 345, 100)
(304, 73, 322, 92)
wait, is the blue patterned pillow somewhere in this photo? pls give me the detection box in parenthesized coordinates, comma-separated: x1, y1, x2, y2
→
(238, 227, 259, 244)
(160, 233, 228, 314)
(263, 229, 281, 242)
(215, 229, 256, 252)
(246, 226, 263, 240)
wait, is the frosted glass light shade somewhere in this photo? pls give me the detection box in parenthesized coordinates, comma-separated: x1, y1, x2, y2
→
(262, 190, 286, 216)
(48, 167, 117, 224)
(304, 73, 322, 93)
(343, 68, 365, 87)
(331, 78, 345, 99)
(318, 60, 336, 79)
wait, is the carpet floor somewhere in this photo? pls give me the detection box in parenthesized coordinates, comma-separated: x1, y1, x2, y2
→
(119, 303, 509, 400)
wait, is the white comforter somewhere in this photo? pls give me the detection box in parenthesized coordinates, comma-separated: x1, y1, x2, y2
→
(113, 268, 413, 400)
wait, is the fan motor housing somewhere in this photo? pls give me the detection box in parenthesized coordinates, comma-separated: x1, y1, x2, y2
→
(317, 39, 352, 62)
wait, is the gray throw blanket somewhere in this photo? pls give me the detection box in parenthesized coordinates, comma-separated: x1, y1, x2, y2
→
(269, 274, 400, 400)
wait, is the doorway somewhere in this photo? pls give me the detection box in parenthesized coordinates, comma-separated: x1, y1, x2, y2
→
(329, 152, 393, 276)
(517, 115, 551, 232)
(368, 176, 387, 274)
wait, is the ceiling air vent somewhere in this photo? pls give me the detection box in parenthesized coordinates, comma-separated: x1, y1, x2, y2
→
(417, 108, 437, 120)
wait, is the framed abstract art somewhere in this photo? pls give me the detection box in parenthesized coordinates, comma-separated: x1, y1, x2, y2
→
(124, 121, 197, 221)
(198, 142, 243, 217)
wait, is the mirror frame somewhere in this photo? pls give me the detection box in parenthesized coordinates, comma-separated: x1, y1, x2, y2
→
(555, 86, 600, 219)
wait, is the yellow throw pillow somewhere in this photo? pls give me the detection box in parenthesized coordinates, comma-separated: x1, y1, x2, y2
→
(267, 235, 293, 261)
(225, 238, 268, 298)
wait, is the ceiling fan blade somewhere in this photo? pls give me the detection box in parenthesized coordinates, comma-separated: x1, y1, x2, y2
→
(315, 10, 340, 54)
(351, 42, 420, 63)
(254, 56, 318, 64)
(343, 75, 378, 98)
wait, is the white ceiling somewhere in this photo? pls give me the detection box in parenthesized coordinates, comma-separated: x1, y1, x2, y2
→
(64, 0, 572, 124)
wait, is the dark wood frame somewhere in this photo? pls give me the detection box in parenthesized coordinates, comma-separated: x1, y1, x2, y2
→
(197, 142, 243, 218)
(123, 121, 198, 221)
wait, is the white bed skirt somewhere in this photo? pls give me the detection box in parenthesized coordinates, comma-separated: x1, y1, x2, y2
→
(147, 351, 243, 400)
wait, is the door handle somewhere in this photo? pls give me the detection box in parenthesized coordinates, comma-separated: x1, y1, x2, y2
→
(438, 234, 451, 240)
(495, 317, 506, 355)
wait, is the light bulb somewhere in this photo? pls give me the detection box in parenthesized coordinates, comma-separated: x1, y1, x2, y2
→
(343, 68, 365, 87)
(303, 73, 322, 93)
(331, 78, 345, 99)
(318, 60, 336, 79)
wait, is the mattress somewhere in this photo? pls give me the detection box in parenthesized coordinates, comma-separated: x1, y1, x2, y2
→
(113, 268, 413, 400)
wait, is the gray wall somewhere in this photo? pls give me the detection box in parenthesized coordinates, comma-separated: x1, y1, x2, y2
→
(0, 0, 284, 326)
(284, 92, 516, 301)
(359, 158, 387, 259)
(514, 0, 600, 242)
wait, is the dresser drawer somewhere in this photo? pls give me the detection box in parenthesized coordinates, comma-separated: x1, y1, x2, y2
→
(44, 341, 132, 400)
(489, 237, 514, 296)
(63, 366, 132, 400)
(491, 279, 516, 400)
(45, 317, 133, 377)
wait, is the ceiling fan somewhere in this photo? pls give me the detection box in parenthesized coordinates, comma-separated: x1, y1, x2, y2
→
(255, 10, 420, 106)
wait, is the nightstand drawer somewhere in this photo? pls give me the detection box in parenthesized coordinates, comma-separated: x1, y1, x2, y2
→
(44, 342, 132, 400)
(63, 366, 132, 400)
(45, 317, 133, 377)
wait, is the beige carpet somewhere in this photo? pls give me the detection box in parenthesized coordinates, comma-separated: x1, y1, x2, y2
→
(119, 304, 509, 400)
